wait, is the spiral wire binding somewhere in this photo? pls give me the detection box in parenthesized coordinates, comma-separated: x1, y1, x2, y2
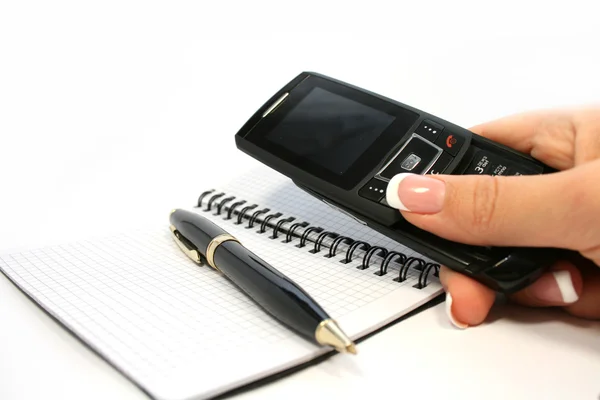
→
(194, 189, 440, 289)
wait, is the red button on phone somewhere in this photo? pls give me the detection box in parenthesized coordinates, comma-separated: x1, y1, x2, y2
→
(435, 131, 464, 156)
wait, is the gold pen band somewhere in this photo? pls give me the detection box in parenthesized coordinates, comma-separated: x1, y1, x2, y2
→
(206, 234, 239, 270)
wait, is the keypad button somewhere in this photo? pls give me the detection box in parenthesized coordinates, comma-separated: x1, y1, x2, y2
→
(490, 162, 511, 176)
(435, 130, 465, 156)
(399, 153, 422, 171)
(358, 177, 387, 202)
(426, 152, 453, 175)
(464, 151, 493, 175)
(378, 136, 442, 179)
(415, 119, 444, 142)
(505, 169, 524, 176)
(503, 164, 540, 176)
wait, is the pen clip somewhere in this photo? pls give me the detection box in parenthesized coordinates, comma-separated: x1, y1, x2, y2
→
(170, 225, 204, 265)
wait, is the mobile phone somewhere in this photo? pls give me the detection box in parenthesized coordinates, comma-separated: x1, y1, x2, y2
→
(234, 71, 559, 293)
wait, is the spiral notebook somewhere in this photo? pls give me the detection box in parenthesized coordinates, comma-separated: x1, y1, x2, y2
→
(0, 163, 443, 400)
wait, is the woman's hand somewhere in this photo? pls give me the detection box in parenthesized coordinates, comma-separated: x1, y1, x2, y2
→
(384, 107, 600, 328)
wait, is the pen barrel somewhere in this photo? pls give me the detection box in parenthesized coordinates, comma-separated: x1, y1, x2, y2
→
(170, 209, 227, 255)
(213, 240, 329, 343)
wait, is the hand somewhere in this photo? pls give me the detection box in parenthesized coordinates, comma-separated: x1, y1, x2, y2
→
(385, 107, 600, 328)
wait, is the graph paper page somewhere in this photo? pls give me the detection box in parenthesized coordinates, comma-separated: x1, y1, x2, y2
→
(0, 165, 442, 400)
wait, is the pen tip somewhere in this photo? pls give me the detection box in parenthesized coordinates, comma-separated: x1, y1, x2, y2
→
(345, 343, 357, 355)
(315, 319, 357, 355)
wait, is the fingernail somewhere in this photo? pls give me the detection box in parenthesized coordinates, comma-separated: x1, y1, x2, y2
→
(385, 173, 446, 213)
(527, 270, 579, 303)
(445, 292, 469, 329)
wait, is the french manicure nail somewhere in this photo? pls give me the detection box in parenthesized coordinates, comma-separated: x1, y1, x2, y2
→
(528, 270, 579, 303)
(385, 173, 446, 213)
(445, 292, 468, 329)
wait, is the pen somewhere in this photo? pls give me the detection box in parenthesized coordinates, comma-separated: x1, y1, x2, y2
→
(169, 208, 357, 354)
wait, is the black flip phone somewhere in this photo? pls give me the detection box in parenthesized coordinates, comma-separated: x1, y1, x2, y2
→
(234, 71, 559, 293)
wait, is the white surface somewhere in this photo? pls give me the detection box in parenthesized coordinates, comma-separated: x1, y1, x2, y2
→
(235, 302, 600, 400)
(1, 1, 600, 399)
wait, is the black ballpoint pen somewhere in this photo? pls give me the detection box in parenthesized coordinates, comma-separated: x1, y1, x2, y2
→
(169, 208, 357, 354)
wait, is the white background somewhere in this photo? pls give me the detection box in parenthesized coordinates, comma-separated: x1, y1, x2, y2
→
(1, 1, 600, 399)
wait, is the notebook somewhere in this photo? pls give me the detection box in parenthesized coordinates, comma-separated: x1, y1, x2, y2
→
(0, 162, 443, 400)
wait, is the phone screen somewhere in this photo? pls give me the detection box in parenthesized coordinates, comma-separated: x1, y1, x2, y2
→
(264, 87, 395, 175)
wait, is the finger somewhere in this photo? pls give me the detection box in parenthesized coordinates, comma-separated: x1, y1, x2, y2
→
(439, 265, 496, 328)
(384, 160, 600, 251)
(468, 109, 555, 153)
(562, 257, 600, 319)
(508, 260, 583, 307)
(469, 109, 576, 170)
(572, 107, 600, 166)
(508, 257, 600, 320)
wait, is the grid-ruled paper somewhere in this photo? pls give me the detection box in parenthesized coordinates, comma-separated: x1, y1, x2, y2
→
(0, 164, 442, 400)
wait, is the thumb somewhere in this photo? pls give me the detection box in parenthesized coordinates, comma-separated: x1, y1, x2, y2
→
(384, 161, 599, 251)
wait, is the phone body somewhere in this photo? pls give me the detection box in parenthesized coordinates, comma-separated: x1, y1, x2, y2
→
(234, 71, 559, 293)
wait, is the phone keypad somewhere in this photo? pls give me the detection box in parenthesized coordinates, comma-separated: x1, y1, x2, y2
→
(464, 150, 541, 176)
(358, 119, 468, 204)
